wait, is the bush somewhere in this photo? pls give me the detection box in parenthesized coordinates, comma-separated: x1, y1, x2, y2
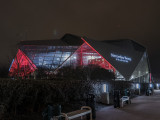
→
(0, 79, 94, 119)
(0, 65, 115, 119)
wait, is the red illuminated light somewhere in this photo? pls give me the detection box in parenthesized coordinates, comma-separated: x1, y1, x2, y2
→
(9, 49, 37, 77)
(81, 37, 116, 73)
(61, 38, 116, 72)
(150, 73, 152, 83)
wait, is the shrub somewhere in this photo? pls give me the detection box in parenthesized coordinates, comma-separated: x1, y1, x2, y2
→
(0, 79, 94, 119)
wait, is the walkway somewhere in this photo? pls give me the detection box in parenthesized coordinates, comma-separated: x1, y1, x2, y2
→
(96, 90, 160, 120)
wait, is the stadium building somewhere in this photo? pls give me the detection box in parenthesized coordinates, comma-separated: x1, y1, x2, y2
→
(9, 34, 151, 83)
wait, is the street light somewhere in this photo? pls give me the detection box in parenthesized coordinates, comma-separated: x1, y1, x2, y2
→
(135, 83, 140, 95)
(138, 71, 141, 95)
(103, 84, 107, 93)
(149, 83, 153, 88)
(156, 84, 159, 89)
(136, 83, 140, 89)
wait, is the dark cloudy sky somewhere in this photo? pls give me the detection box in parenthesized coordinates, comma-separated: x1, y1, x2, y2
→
(0, 0, 160, 77)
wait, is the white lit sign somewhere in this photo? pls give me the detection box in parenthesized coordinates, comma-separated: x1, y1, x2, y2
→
(136, 84, 140, 89)
(103, 84, 108, 93)
(111, 53, 132, 63)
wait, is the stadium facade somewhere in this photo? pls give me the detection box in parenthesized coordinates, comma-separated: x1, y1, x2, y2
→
(9, 34, 151, 83)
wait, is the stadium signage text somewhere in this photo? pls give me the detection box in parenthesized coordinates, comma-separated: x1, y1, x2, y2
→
(111, 53, 132, 63)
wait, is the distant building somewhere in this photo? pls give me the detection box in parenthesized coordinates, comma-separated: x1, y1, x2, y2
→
(9, 34, 150, 83)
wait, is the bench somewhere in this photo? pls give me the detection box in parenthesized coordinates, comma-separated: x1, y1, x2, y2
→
(61, 106, 92, 120)
(120, 96, 131, 107)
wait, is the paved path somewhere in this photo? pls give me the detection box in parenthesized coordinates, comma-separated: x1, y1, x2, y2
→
(96, 90, 160, 120)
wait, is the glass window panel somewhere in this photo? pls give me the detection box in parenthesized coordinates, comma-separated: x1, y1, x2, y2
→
(53, 60, 59, 65)
(56, 51, 62, 54)
(130, 52, 149, 83)
(20, 45, 79, 72)
(55, 54, 62, 57)
(45, 52, 55, 56)
(44, 57, 53, 61)
(43, 60, 53, 64)
(55, 58, 60, 61)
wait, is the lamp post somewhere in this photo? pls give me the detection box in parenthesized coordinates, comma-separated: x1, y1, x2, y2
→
(138, 71, 141, 95)
(156, 84, 159, 89)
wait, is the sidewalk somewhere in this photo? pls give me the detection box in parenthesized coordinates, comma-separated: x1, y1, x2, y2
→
(96, 90, 160, 120)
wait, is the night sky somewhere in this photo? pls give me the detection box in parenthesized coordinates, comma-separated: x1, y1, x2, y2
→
(0, 0, 160, 78)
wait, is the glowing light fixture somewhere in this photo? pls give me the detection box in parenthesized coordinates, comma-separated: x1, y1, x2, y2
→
(103, 84, 108, 93)
(149, 84, 153, 88)
(136, 83, 140, 89)
(156, 84, 159, 87)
